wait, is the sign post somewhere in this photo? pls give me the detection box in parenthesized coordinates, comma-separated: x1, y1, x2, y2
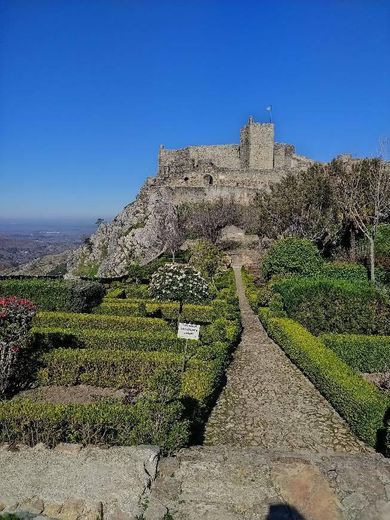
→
(177, 322, 200, 372)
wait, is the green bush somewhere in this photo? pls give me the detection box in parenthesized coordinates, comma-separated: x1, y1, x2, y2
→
(105, 288, 126, 299)
(38, 348, 215, 404)
(124, 284, 150, 298)
(34, 311, 170, 332)
(375, 224, 390, 272)
(260, 314, 388, 447)
(0, 279, 105, 313)
(95, 301, 147, 317)
(321, 262, 368, 282)
(262, 238, 323, 280)
(200, 318, 241, 347)
(31, 327, 186, 353)
(96, 299, 233, 323)
(320, 333, 390, 373)
(0, 398, 189, 453)
(272, 277, 390, 335)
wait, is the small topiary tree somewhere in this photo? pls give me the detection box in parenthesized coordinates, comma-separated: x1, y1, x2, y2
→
(262, 238, 323, 280)
(149, 264, 209, 313)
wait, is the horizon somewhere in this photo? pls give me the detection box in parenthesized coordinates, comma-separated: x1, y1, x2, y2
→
(1, 0, 389, 219)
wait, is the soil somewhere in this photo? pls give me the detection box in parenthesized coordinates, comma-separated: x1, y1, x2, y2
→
(13, 385, 140, 405)
(363, 372, 390, 392)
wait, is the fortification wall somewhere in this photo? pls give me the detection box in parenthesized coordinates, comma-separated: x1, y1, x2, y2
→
(188, 145, 240, 169)
(170, 185, 258, 205)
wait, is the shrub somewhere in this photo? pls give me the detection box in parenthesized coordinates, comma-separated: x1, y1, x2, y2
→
(200, 318, 241, 347)
(105, 288, 126, 299)
(262, 238, 323, 280)
(260, 315, 388, 447)
(0, 398, 189, 453)
(37, 348, 214, 403)
(124, 284, 149, 298)
(189, 240, 224, 279)
(320, 334, 390, 373)
(34, 311, 170, 332)
(0, 297, 36, 396)
(149, 264, 209, 311)
(31, 327, 186, 353)
(95, 301, 147, 317)
(375, 224, 390, 271)
(321, 262, 368, 282)
(0, 279, 105, 313)
(272, 277, 390, 335)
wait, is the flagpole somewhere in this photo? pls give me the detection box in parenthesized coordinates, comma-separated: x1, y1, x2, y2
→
(266, 105, 273, 123)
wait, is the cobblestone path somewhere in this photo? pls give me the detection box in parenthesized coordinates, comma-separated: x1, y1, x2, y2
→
(204, 268, 366, 453)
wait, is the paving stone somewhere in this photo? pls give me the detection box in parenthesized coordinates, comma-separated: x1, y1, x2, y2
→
(204, 267, 366, 453)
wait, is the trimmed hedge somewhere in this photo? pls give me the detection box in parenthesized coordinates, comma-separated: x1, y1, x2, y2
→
(37, 348, 216, 406)
(0, 398, 189, 452)
(320, 333, 390, 373)
(259, 312, 388, 447)
(124, 284, 150, 298)
(34, 311, 170, 332)
(262, 238, 323, 280)
(95, 299, 236, 323)
(321, 262, 368, 282)
(272, 277, 390, 335)
(0, 279, 105, 313)
(105, 288, 126, 299)
(31, 326, 186, 353)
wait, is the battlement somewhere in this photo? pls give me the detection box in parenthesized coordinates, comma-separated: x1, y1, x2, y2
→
(157, 117, 313, 192)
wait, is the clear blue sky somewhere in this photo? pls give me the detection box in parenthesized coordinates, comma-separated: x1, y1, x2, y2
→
(1, 0, 389, 220)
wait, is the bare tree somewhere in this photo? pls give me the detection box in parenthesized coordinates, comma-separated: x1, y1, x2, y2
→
(179, 198, 240, 243)
(331, 151, 390, 283)
(159, 200, 182, 262)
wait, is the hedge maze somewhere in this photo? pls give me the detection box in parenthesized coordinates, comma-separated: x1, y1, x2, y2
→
(0, 272, 241, 452)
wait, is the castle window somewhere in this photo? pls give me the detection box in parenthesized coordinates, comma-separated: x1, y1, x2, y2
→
(184, 176, 189, 182)
(204, 174, 213, 186)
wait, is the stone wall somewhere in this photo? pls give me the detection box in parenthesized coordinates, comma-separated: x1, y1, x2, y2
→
(240, 120, 274, 170)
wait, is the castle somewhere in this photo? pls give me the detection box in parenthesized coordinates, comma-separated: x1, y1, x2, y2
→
(153, 116, 314, 204)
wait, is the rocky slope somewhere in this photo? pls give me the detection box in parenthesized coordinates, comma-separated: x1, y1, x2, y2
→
(67, 181, 177, 278)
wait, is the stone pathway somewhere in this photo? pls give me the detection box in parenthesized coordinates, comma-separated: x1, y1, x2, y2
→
(204, 268, 366, 453)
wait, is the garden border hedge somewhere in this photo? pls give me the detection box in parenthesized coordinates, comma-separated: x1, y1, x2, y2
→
(258, 308, 389, 448)
(320, 333, 390, 373)
(34, 311, 171, 332)
(0, 398, 189, 453)
(0, 279, 105, 313)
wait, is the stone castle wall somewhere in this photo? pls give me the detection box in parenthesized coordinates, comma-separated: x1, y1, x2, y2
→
(157, 118, 314, 198)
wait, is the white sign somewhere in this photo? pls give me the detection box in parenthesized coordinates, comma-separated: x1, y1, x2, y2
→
(178, 322, 200, 341)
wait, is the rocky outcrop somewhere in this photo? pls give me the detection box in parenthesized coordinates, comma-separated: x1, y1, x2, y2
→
(67, 182, 177, 278)
(6, 251, 71, 276)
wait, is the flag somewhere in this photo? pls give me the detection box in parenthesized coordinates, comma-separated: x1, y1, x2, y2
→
(266, 105, 272, 111)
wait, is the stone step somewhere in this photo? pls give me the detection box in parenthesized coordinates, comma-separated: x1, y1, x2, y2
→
(148, 446, 390, 520)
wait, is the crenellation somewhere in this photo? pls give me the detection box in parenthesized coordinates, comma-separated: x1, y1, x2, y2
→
(156, 117, 315, 203)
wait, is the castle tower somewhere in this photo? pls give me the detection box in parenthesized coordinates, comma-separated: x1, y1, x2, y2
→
(240, 117, 274, 170)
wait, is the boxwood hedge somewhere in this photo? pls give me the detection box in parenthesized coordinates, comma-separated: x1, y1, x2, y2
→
(34, 311, 171, 332)
(0, 398, 189, 453)
(37, 348, 217, 406)
(272, 277, 390, 335)
(321, 262, 368, 282)
(259, 312, 388, 447)
(320, 333, 390, 373)
(0, 279, 105, 313)
(31, 326, 185, 352)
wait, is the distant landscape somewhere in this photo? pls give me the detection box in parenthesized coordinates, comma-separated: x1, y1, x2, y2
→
(0, 219, 101, 273)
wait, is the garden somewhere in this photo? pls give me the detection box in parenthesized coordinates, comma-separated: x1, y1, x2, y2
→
(0, 251, 241, 453)
(242, 233, 390, 456)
